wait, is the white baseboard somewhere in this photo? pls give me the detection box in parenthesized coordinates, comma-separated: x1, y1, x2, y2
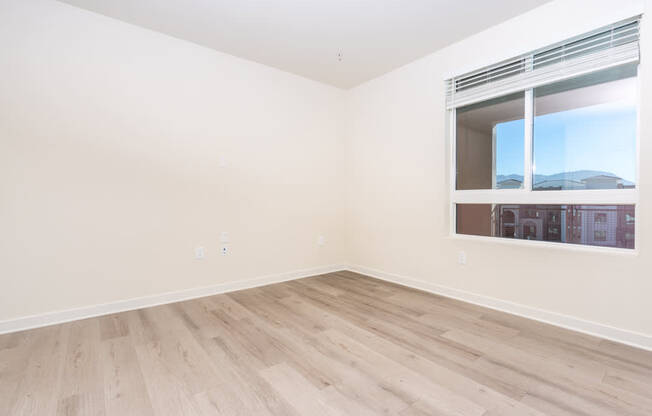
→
(4, 263, 650, 351)
(0, 264, 345, 335)
(346, 264, 652, 351)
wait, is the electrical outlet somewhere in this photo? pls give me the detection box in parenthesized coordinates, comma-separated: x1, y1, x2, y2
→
(458, 251, 467, 265)
(317, 235, 325, 246)
(220, 245, 228, 256)
(195, 246, 205, 259)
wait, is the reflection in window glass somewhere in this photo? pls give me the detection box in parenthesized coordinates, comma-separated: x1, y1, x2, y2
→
(456, 93, 524, 190)
(533, 64, 637, 191)
(456, 204, 635, 249)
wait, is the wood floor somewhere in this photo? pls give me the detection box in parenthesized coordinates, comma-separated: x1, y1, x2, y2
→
(1, 271, 651, 415)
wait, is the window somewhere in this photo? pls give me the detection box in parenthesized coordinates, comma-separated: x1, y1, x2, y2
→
(595, 213, 607, 224)
(456, 204, 634, 248)
(456, 93, 524, 190)
(594, 230, 607, 241)
(533, 66, 637, 191)
(456, 204, 635, 249)
(448, 18, 639, 250)
(523, 222, 537, 240)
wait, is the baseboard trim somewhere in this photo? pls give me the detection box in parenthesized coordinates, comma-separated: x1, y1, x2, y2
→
(4, 263, 650, 351)
(346, 264, 652, 351)
(0, 264, 346, 335)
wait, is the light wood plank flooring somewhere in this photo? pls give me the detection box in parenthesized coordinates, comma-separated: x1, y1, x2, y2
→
(1, 271, 651, 415)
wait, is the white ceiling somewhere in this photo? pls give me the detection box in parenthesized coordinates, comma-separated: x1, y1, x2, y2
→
(59, 0, 552, 89)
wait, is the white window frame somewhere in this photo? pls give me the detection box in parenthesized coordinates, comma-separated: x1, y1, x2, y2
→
(448, 63, 640, 255)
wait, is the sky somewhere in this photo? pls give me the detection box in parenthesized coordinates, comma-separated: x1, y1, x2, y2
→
(495, 101, 637, 184)
(495, 119, 524, 178)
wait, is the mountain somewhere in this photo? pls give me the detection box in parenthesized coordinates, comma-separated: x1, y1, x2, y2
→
(495, 174, 524, 182)
(496, 170, 635, 186)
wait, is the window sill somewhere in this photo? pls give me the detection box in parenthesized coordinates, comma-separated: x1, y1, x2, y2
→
(446, 233, 639, 256)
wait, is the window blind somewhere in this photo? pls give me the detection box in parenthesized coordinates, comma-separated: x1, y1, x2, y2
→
(445, 18, 640, 109)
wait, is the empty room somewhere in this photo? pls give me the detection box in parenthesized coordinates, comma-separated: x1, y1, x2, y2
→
(2, 0, 652, 415)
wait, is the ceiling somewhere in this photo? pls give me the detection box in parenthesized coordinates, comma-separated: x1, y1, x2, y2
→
(59, 0, 552, 89)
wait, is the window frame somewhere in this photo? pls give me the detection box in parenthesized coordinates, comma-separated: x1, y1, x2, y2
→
(448, 64, 640, 254)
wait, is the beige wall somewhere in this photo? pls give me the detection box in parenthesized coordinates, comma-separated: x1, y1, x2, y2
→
(0, 0, 345, 322)
(345, 0, 652, 339)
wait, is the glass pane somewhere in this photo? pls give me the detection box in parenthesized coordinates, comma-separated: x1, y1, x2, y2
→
(456, 204, 635, 249)
(456, 92, 525, 190)
(533, 64, 637, 190)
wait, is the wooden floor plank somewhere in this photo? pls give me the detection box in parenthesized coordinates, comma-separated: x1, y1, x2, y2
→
(7, 325, 70, 416)
(259, 363, 343, 416)
(101, 337, 155, 416)
(1, 272, 651, 416)
(56, 319, 105, 416)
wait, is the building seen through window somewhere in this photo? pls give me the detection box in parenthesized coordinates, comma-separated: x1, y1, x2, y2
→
(457, 204, 635, 249)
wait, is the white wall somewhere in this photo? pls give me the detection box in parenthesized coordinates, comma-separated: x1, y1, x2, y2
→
(0, 0, 345, 323)
(345, 0, 652, 344)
